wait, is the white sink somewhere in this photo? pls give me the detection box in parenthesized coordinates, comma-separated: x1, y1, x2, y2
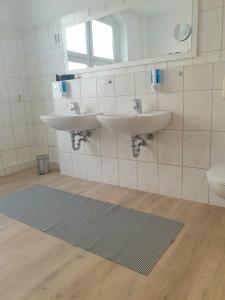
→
(40, 113, 101, 132)
(97, 111, 171, 136)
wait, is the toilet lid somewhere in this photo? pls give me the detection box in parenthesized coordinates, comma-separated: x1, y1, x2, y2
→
(207, 164, 225, 185)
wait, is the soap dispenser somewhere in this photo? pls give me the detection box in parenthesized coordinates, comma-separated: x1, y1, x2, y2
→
(150, 69, 161, 91)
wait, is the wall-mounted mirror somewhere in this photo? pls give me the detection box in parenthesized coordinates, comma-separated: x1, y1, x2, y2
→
(62, 0, 198, 73)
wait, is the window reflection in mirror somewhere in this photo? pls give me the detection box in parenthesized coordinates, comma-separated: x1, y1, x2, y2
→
(66, 19, 116, 70)
(63, 0, 195, 72)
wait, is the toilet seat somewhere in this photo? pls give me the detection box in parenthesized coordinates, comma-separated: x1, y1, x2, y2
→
(207, 164, 225, 186)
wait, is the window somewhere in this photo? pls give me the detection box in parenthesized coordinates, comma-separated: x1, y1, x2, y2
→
(66, 23, 87, 54)
(92, 20, 114, 60)
(66, 20, 116, 71)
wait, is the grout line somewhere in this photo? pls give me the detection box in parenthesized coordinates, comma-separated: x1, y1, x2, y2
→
(208, 71, 215, 204)
(180, 67, 185, 201)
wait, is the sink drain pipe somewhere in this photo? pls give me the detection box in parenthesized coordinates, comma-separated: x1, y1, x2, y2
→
(131, 134, 153, 158)
(71, 130, 91, 151)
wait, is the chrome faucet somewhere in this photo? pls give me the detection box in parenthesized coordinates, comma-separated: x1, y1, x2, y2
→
(71, 102, 81, 115)
(133, 99, 142, 114)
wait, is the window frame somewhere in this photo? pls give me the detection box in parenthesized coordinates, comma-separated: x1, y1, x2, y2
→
(66, 20, 117, 70)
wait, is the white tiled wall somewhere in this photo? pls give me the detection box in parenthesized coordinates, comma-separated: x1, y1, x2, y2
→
(3, 0, 225, 207)
(52, 54, 225, 207)
(0, 28, 35, 175)
(22, 21, 64, 165)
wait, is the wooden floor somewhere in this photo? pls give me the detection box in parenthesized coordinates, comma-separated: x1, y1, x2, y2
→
(0, 169, 225, 300)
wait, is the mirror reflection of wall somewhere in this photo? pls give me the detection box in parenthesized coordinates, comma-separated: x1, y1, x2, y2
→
(63, 0, 193, 71)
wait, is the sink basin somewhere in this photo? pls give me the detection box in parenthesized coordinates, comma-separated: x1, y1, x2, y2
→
(97, 111, 171, 136)
(40, 113, 101, 132)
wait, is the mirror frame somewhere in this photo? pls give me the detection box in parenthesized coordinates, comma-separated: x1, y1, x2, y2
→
(62, 0, 198, 74)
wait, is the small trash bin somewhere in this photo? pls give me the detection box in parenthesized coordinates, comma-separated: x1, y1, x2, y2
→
(37, 155, 51, 175)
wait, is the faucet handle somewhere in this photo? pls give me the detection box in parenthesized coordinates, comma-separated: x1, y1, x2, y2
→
(70, 102, 81, 114)
(71, 102, 80, 108)
(133, 98, 142, 114)
(133, 98, 141, 103)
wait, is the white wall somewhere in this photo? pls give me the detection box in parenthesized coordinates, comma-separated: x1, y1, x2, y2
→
(19, 0, 104, 28)
(0, 0, 21, 27)
(2, 0, 225, 208)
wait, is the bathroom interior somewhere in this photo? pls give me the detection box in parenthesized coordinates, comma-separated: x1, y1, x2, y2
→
(0, 0, 225, 299)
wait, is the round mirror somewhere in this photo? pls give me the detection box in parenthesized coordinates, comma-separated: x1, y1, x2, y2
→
(174, 23, 192, 42)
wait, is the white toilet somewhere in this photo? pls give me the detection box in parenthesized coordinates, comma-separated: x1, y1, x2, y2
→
(207, 164, 225, 199)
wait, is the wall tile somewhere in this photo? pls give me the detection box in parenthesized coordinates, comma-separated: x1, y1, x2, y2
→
(34, 124, 48, 146)
(115, 95, 134, 113)
(40, 52, 52, 76)
(0, 127, 15, 151)
(48, 20, 62, 50)
(159, 164, 182, 198)
(0, 79, 9, 101)
(7, 79, 23, 101)
(183, 131, 211, 169)
(80, 78, 97, 98)
(0, 29, 19, 53)
(134, 71, 154, 94)
(85, 129, 101, 156)
(70, 79, 81, 100)
(211, 132, 225, 166)
(184, 90, 212, 130)
(137, 93, 157, 112)
(158, 92, 183, 130)
(10, 102, 27, 125)
(192, 51, 220, 65)
(57, 131, 73, 153)
(184, 64, 213, 91)
(222, 6, 225, 49)
(117, 133, 134, 160)
(101, 157, 119, 185)
(16, 147, 32, 164)
(51, 48, 65, 75)
(115, 73, 135, 96)
(47, 128, 57, 147)
(182, 167, 209, 203)
(100, 128, 117, 158)
(97, 76, 115, 97)
(0, 53, 5, 78)
(82, 98, 98, 113)
(198, 8, 223, 53)
(1, 150, 18, 168)
(14, 125, 29, 148)
(72, 154, 87, 179)
(0, 103, 12, 127)
(160, 67, 183, 92)
(3, 53, 23, 78)
(48, 146, 59, 163)
(98, 97, 116, 113)
(137, 134, 158, 163)
(137, 162, 158, 193)
(86, 155, 102, 182)
(158, 130, 183, 166)
(59, 151, 73, 176)
(213, 61, 225, 90)
(212, 90, 225, 131)
(199, 0, 223, 11)
(119, 159, 137, 189)
(36, 24, 50, 52)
